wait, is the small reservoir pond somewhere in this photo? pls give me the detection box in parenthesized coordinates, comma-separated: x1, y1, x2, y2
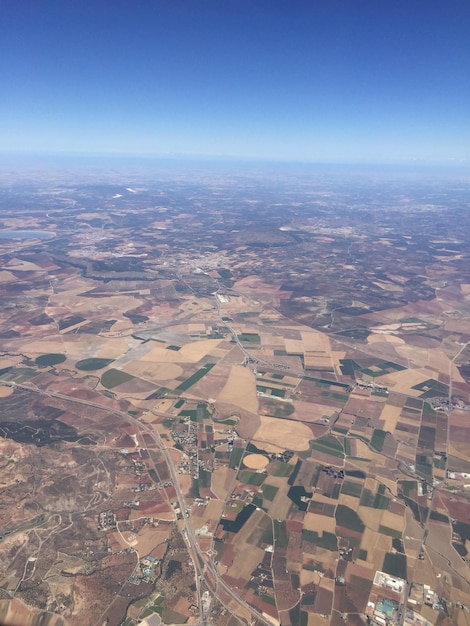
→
(0, 230, 55, 240)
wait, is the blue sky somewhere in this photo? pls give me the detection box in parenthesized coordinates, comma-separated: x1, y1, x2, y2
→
(1, 0, 469, 163)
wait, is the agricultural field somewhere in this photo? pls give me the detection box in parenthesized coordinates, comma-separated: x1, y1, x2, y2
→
(0, 168, 469, 626)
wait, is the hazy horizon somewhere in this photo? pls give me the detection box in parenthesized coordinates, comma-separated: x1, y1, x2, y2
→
(2, 0, 469, 163)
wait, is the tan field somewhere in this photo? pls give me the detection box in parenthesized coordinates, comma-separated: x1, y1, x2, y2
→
(304, 355, 333, 369)
(217, 364, 258, 413)
(263, 476, 294, 520)
(428, 350, 465, 382)
(2, 258, 43, 271)
(368, 333, 405, 345)
(232, 509, 266, 548)
(303, 512, 336, 534)
(243, 454, 269, 470)
(187, 323, 206, 333)
(380, 510, 405, 533)
(232, 276, 290, 308)
(381, 368, 431, 396)
(211, 466, 236, 501)
(379, 404, 402, 433)
(372, 280, 403, 292)
(252, 415, 311, 452)
(59, 320, 91, 335)
(447, 442, 470, 461)
(190, 499, 224, 534)
(0, 271, 17, 283)
(397, 444, 417, 464)
(61, 334, 107, 357)
(394, 344, 463, 383)
(338, 493, 362, 511)
(203, 498, 225, 526)
(226, 547, 266, 584)
(363, 477, 377, 492)
(377, 477, 399, 497)
(311, 493, 339, 507)
(123, 360, 184, 382)
(360, 527, 392, 570)
(284, 338, 304, 353)
(0, 354, 23, 369)
(311, 546, 338, 569)
(331, 350, 347, 374)
(104, 319, 133, 334)
(350, 441, 387, 467)
(140, 338, 223, 363)
(403, 510, 423, 558)
(292, 400, 337, 422)
(52, 293, 139, 317)
(319, 576, 335, 593)
(357, 507, 385, 532)
(300, 329, 330, 352)
(153, 399, 174, 412)
(94, 337, 137, 359)
(395, 344, 429, 367)
(190, 362, 235, 401)
(139, 408, 163, 423)
(224, 601, 255, 626)
(21, 339, 66, 355)
(0, 386, 13, 398)
(300, 568, 322, 587)
(183, 337, 222, 359)
(426, 522, 470, 589)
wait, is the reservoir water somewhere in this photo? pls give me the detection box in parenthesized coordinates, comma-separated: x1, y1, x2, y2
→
(0, 230, 55, 240)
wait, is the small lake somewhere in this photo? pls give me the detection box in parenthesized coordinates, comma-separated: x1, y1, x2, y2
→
(0, 230, 56, 240)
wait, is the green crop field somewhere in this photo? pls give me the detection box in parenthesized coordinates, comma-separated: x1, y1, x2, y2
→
(178, 410, 197, 421)
(378, 525, 402, 538)
(270, 387, 286, 398)
(175, 363, 215, 392)
(229, 447, 245, 469)
(262, 399, 295, 417)
(310, 440, 345, 459)
(335, 505, 365, 533)
(371, 429, 387, 451)
(302, 529, 338, 551)
(262, 484, 279, 501)
(359, 488, 375, 507)
(35, 353, 66, 366)
(274, 520, 288, 548)
(76, 357, 114, 371)
(100, 368, 134, 389)
(383, 552, 407, 579)
(238, 332, 261, 343)
(272, 461, 293, 477)
(341, 481, 363, 498)
(199, 468, 212, 489)
(398, 480, 417, 497)
(373, 494, 390, 510)
(239, 470, 266, 486)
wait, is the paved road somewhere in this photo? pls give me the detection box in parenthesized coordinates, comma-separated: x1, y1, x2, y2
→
(2, 381, 272, 626)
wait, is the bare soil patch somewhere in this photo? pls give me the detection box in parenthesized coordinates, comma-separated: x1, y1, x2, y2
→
(253, 415, 312, 452)
(217, 365, 258, 413)
(123, 361, 184, 382)
(243, 454, 269, 470)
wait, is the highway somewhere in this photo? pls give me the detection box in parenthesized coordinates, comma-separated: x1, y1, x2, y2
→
(214, 286, 304, 378)
(2, 381, 273, 626)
